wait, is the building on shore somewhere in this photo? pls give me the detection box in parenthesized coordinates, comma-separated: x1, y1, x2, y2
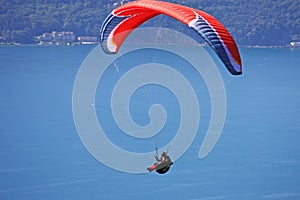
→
(0, 36, 8, 44)
(77, 36, 98, 45)
(36, 31, 75, 45)
(290, 41, 300, 48)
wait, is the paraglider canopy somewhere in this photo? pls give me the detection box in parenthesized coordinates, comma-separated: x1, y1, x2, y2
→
(100, 0, 242, 75)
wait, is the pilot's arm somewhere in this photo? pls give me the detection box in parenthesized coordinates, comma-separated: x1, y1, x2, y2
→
(155, 155, 160, 161)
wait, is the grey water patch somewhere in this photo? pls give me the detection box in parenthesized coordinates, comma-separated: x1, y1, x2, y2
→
(260, 193, 300, 199)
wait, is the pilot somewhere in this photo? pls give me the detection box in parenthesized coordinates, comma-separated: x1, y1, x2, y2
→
(156, 151, 169, 162)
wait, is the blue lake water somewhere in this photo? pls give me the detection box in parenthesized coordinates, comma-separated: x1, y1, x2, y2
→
(0, 45, 300, 200)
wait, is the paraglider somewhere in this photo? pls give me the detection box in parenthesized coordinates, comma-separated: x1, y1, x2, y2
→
(98, 0, 243, 174)
(99, 0, 242, 75)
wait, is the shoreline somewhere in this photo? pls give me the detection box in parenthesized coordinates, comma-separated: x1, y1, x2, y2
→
(0, 42, 298, 49)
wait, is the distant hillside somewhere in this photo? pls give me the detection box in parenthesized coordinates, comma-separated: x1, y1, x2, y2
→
(0, 0, 299, 46)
